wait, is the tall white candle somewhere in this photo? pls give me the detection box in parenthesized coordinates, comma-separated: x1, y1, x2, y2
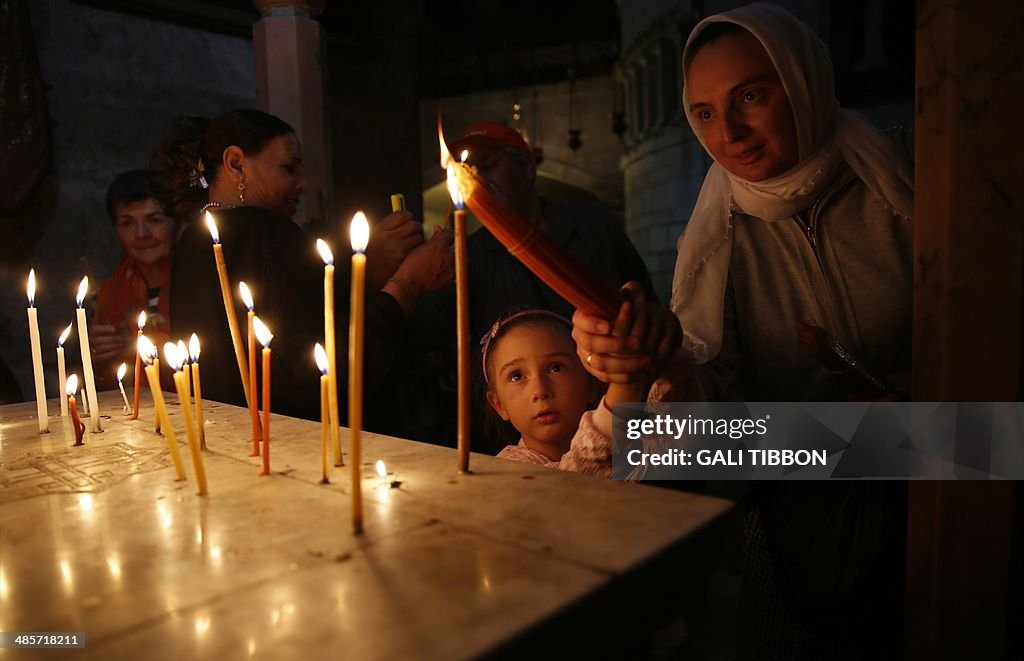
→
(75, 276, 102, 432)
(26, 270, 49, 433)
(56, 323, 72, 417)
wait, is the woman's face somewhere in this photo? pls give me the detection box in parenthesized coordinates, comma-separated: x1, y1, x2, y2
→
(113, 198, 175, 266)
(242, 133, 307, 219)
(686, 30, 799, 182)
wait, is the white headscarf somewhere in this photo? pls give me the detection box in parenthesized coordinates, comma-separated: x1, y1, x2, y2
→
(670, 2, 914, 364)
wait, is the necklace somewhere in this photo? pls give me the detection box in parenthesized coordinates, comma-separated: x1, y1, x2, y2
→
(201, 201, 239, 212)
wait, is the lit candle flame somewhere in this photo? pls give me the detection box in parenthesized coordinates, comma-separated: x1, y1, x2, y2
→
(117, 363, 127, 381)
(460, 150, 469, 163)
(177, 339, 189, 365)
(446, 165, 465, 209)
(375, 459, 387, 480)
(205, 212, 220, 244)
(27, 269, 36, 306)
(58, 323, 73, 347)
(349, 212, 369, 254)
(239, 281, 254, 311)
(76, 277, 89, 308)
(438, 115, 452, 168)
(163, 342, 184, 372)
(66, 374, 79, 397)
(316, 238, 334, 266)
(189, 333, 201, 362)
(314, 343, 328, 374)
(253, 315, 273, 348)
(138, 310, 147, 330)
(138, 335, 157, 366)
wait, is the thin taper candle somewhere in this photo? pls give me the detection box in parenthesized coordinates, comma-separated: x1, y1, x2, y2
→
(317, 240, 343, 466)
(56, 324, 72, 417)
(447, 167, 471, 473)
(138, 336, 186, 480)
(206, 212, 252, 408)
(240, 282, 260, 456)
(253, 316, 273, 476)
(315, 343, 330, 484)
(26, 270, 49, 433)
(349, 212, 369, 534)
(189, 334, 206, 450)
(166, 343, 207, 495)
(75, 277, 102, 433)
(66, 374, 85, 446)
(130, 311, 145, 419)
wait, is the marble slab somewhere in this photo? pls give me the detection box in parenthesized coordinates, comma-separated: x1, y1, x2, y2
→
(0, 391, 732, 658)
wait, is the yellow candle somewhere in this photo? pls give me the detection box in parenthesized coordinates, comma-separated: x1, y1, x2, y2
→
(189, 334, 206, 451)
(253, 316, 273, 476)
(153, 357, 161, 434)
(349, 212, 369, 534)
(26, 270, 49, 433)
(75, 277, 102, 433)
(448, 167, 471, 473)
(178, 339, 191, 398)
(317, 239, 343, 467)
(206, 212, 252, 408)
(166, 342, 207, 495)
(314, 343, 330, 484)
(240, 282, 261, 457)
(390, 193, 406, 212)
(56, 323, 72, 418)
(138, 336, 186, 481)
(130, 311, 145, 420)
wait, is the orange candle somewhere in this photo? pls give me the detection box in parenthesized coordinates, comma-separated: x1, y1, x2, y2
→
(66, 374, 85, 446)
(129, 311, 146, 420)
(56, 323, 72, 418)
(446, 165, 471, 473)
(253, 316, 273, 476)
(138, 336, 186, 481)
(315, 343, 330, 484)
(349, 212, 369, 534)
(316, 239, 343, 467)
(206, 212, 252, 408)
(153, 357, 161, 434)
(189, 334, 206, 450)
(240, 282, 261, 456)
(166, 342, 207, 495)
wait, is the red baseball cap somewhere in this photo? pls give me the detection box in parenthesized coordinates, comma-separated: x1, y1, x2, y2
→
(450, 122, 532, 160)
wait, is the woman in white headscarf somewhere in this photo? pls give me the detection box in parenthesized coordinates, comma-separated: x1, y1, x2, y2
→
(573, 4, 913, 660)
(672, 2, 913, 402)
(671, 5, 912, 660)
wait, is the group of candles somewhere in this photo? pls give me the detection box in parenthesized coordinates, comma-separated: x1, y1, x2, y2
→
(20, 124, 536, 534)
(25, 270, 104, 441)
(205, 210, 370, 532)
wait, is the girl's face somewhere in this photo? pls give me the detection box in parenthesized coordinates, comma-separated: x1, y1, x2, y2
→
(486, 323, 595, 454)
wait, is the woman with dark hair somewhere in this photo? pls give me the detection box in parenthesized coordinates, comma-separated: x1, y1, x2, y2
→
(158, 109, 453, 420)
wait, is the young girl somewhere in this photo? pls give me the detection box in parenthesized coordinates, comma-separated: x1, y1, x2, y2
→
(482, 295, 680, 475)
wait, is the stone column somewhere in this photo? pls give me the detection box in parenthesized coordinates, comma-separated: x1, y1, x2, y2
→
(908, 0, 1023, 658)
(252, 0, 332, 230)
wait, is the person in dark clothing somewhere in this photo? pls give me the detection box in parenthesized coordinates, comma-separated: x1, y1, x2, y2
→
(410, 122, 656, 454)
(155, 109, 452, 423)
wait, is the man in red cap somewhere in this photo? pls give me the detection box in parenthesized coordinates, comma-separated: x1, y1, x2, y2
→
(408, 121, 655, 454)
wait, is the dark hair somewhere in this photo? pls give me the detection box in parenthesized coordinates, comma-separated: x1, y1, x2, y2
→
(480, 308, 573, 386)
(105, 169, 158, 221)
(151, 108, 294, 224)
(684, 21, 751, 76)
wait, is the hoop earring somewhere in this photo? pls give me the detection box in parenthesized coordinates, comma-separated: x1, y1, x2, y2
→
(238, 178, 246, 204)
